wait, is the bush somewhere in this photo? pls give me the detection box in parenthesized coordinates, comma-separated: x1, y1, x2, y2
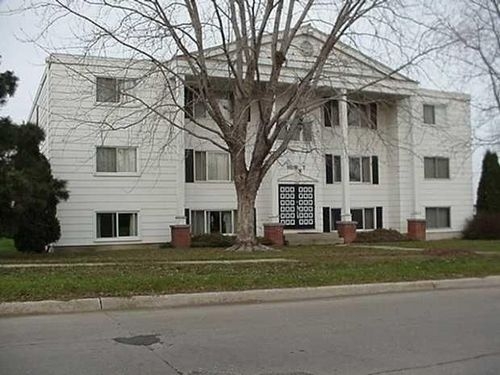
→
(354, 228, 407, 243)
(13, 207, 61, 253)
(191, 233, 236, 247)
(463, 213, 500, 240)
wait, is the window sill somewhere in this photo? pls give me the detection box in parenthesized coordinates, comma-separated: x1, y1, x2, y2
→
(94, 101, 139, 108)
(424, 178, 451, 181)
(94, 172, 141, 177)
(426, 227, 452, 232)
(94, 236, 141, 243)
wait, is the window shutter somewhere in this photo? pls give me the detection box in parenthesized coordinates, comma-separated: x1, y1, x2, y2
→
(370, 103, 378, 129)
(323, 101, 331, 127)
(331, 208, 341, 230)
(185, 209, 190, 225)
(334, 155, 341, 182)
(331, 100, 339, 126)
(325, 154, 333, 184)
(184, 87, 193, 118)
(372, 156, 379, 185)
(322, 207, 331, 232)
(376, 207, 383, 229)
(185, 149, 194, 182)
(302, 121, 313, 142)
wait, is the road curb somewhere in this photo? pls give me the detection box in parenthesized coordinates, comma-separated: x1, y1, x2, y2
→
(1, 276, 500, 316)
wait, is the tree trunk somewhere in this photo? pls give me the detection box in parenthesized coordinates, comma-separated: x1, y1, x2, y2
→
(227, 172, 272, 252)
(235, 187, 257, 246)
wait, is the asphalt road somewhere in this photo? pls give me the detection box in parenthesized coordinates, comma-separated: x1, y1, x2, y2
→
(1, 287, 500, 375)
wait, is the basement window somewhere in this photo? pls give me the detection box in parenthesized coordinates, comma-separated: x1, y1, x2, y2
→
(190, 210, 237, 235)
(426, 207, 450, 229)
(96, 212, 138, 239)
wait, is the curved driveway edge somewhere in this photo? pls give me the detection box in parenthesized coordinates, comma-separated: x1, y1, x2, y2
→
(2, 275, 500, 316)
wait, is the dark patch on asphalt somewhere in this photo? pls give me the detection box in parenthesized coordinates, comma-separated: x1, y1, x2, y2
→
(189, 372, 314, 375)
(113, 334, 161, 346)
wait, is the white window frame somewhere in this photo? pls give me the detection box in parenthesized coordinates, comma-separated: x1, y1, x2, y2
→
(184, 86, 208, 119)
(350, 207, 376, 230)
(190, 209, 237, 235)
(425, 207, 451, 229)
(95, 76, 135, 104)
(423, 104, 436, 124)
(94, 211, 140, 242)
(348, 103, 376, 128)
(424, 157, 450, 179)
(193, 151, 232, 182)
(349, 156, 371, 183)
(95, 146, 139, 176)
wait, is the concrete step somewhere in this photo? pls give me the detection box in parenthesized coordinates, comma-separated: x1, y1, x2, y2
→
(285, 232, 344, 246)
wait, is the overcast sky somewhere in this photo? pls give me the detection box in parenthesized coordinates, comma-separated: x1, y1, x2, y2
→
(0, 0, 492, 193)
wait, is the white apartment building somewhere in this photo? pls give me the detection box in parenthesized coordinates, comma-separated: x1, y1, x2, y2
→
(29, 26, 473, 248)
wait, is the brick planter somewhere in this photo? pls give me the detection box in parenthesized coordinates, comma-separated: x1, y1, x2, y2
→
(407, 219, 426, 241)
(170, 224, 191, 248)
(336, 221, 358, 244)
(263, 223, 285, 246)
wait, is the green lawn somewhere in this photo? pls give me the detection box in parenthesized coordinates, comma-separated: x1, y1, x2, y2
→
(379, 239, 500, 252)
(1, 238, 500, 302)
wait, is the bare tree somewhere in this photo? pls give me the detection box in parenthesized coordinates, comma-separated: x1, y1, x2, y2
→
(430, 0, 500, 148)
(17, 0, 441, 250)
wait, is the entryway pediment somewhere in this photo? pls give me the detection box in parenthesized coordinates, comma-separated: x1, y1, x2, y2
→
(277, 170, 318, 183)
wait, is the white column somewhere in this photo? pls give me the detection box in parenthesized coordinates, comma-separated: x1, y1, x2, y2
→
(339, 90, 352, 221)
(408, 97, 422, 219)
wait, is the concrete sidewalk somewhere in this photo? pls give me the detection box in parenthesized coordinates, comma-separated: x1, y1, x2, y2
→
(1, 275, 500, 317)
(0, 258, 296, 268)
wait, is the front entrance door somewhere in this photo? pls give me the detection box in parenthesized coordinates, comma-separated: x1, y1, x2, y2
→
(278, 184, 315, 229)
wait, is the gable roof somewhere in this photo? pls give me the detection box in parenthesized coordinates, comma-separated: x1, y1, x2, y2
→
(195, 24, 415, 83)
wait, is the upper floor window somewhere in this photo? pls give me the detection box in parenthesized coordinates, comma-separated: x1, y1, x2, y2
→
(323, 100, 339, 127)
(349, 156, 371, 182)
(96, 146, 137, 173)
(96, 77, 120, 103)
(322, 100, 377, 129)
(348, 103, 377, 129)
(426, 207, 450, 229)
(184, 86, 207, 119)
(185, 150, 231, 182)
(277, 118, 313, 142)
(325, 154, 342, 184)
(424, 157, 449, 179)
(423, 104, 435, 124)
